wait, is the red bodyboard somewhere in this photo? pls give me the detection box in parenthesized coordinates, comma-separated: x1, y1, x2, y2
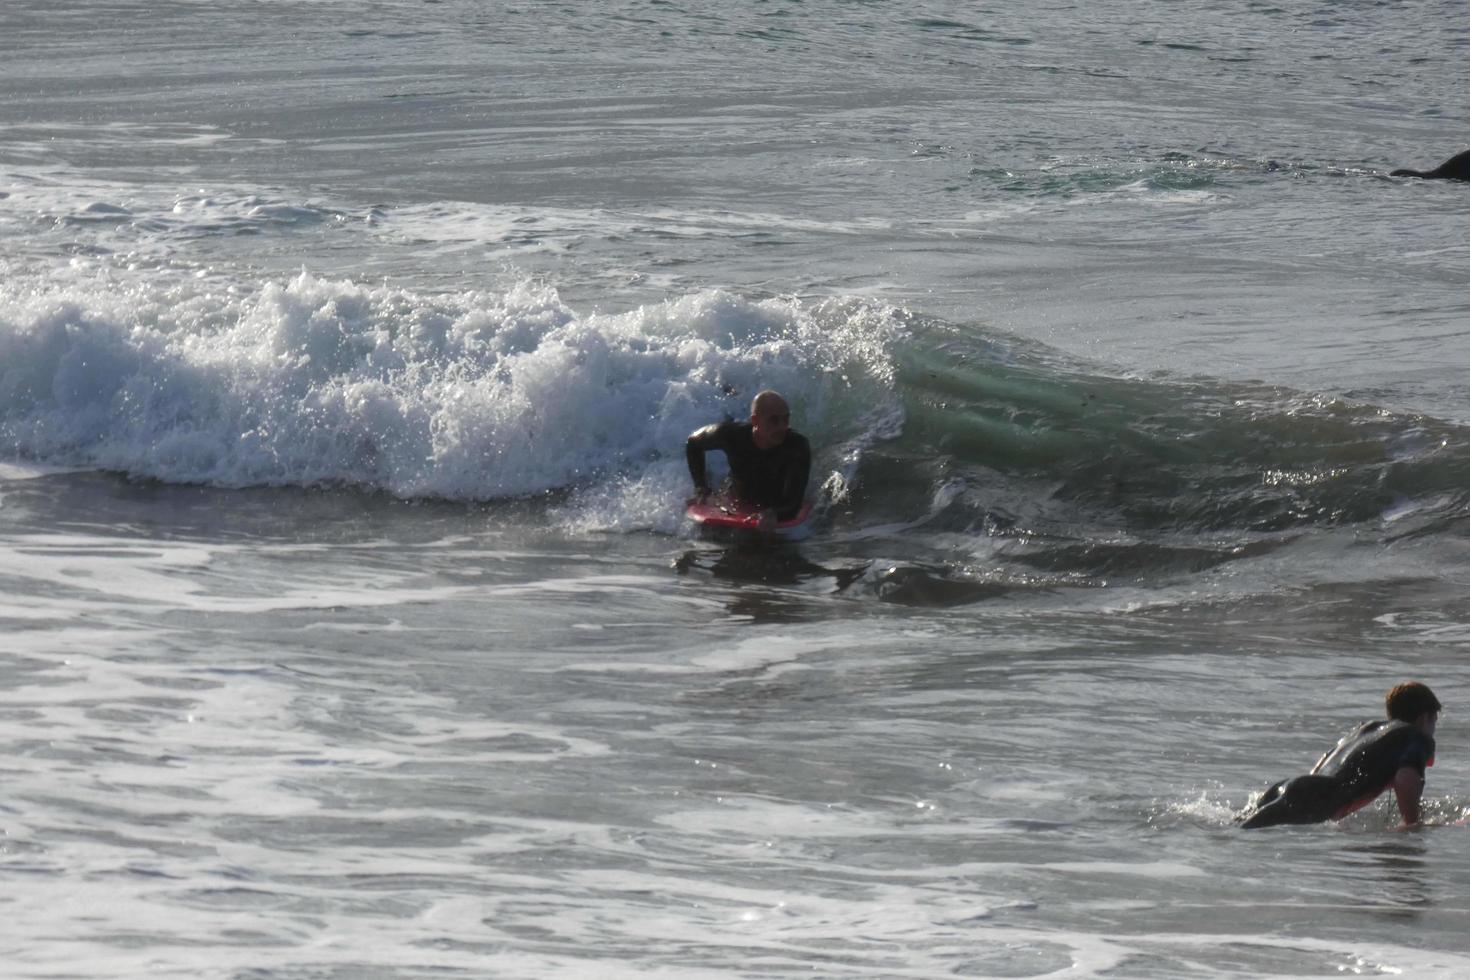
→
(685, 499, 813, 539)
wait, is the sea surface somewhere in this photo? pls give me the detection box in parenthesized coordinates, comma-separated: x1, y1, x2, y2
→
(4, 1, 1470, 977)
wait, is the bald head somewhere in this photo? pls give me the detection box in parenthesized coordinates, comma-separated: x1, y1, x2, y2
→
(749, 389, 791, 450)
(751, 390, 787, 417)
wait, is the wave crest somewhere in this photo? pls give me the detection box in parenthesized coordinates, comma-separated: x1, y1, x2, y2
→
(0, 272, 906, 501)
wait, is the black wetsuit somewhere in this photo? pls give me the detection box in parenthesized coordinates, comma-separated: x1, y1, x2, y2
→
(686, 421, 811, 521)
(1391, 148, 1470, 181)
(1239, 719, 1435, 829)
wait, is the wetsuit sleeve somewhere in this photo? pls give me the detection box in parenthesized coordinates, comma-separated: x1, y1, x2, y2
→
(686, 423, 728, 495)
(774, 435, 811, 520)
(1392, 732, 1434, 827)
(1402, 732, 1435, 774)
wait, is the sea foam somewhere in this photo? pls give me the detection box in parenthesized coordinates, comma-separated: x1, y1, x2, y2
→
(0, 270, 905, 507)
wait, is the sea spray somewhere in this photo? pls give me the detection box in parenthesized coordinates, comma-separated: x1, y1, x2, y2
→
(0, 271, 908, 505)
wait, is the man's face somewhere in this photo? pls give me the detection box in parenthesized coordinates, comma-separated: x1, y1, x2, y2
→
(751, 401, 790, 450)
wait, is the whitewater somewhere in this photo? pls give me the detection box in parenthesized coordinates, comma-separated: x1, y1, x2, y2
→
(4, 1, 1470, 977)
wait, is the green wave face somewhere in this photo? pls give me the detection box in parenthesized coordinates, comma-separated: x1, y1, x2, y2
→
(829, 316, 1469, 593)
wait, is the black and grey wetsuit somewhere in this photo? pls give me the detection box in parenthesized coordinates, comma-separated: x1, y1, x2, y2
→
(1239, 720, 1435, 829)
(686, 421, 811, 521)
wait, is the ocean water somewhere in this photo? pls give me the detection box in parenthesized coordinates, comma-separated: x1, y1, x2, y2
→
(4, 1, 1470, 976)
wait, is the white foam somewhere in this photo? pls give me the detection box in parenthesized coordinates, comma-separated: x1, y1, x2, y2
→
(0, 271, 905, 529)
(0, 460, 82, 480)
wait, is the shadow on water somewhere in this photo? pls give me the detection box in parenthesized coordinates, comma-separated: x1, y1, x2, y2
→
(672, 540, 865, 622)
(673, 535, 1021, 613)
(672, 544, 860, 588)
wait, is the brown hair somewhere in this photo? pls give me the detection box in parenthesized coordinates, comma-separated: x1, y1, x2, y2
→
(1385, 681, 1442, 722)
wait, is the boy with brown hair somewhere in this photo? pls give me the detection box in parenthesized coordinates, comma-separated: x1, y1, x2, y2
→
(1239, 681, 1441, 830)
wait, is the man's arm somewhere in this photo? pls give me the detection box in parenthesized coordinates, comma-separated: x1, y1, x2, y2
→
(1390, 765, 1425, 828)
(686, 424, 725, 496)
(773, 436, 811, 520)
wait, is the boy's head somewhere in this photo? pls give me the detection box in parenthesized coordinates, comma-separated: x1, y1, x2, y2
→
(1386, 681, 1442, 724)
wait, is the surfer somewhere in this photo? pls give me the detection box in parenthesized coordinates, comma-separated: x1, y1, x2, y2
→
(686, 389, 811, 532)
(1238, 681, 1441, 831)
(1390, 149, 1470, 181)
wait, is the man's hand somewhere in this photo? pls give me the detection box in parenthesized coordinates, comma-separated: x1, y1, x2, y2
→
(757, 508, 776, 533)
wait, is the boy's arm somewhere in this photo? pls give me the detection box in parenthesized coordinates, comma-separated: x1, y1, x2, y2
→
(1390, 765, 1425, 828)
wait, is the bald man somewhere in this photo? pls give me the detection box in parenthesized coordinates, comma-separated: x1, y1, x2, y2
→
(686, 390, 811, 531)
